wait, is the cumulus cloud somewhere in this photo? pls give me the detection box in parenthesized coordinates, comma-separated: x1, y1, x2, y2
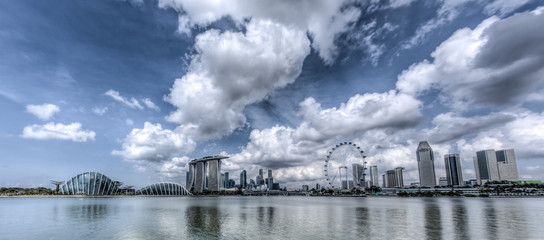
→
(483, 0, 532, 16)
(26, 103, 60, 120)
(164, 19, 310, 140)
(92, 107, 108, 116)
(158, 0, 360, 64)
(21, 122, 96, 142)
(294, 91, 422, 142)
(397, 8, 544, 110)
(425, 112, 516, 143)
(112, 122, 196, 163)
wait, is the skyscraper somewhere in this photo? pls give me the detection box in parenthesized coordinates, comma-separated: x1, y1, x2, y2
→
(417, 141, 436, 187)
(370, 165, 379, 187)
(352, 163, 365, 187)
(223, 172, 229, 188)
(496, 149, 519, 181)
(385, 167, 404, 188)
(474, 149, 519, 184)
(444, 154, 464, 186)
(240, 170, 247, 190)
(267, 169, 274, 190)
(394, 167, 404, 187)
(474, 149, 500, 185)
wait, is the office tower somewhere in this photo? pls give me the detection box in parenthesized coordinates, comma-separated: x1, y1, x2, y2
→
(256, 175, 263, 187)
(444, 154, 464, 186)
(240, 170, 247, 189)
(273, 183, 280, 190)
(495, 149, 519, 181)
(186, 171, 190, 188)
(386, 170, 396, 188)
(474, 149, 500, 184)
(474, 149, 519, 184)
(370, 165, 379, 187)
(394, 167, 404, 187)
(439, 177, 448, 186)
(417, 141, 437, 187)
(302, 185, 309, 191)
(223, 172, 230, 188)
(341, 180, 348, 189)
(382, 174, 386, 188)
(249, 179, 256, 190)
(267, 170, 274, 189)
(352, 163, 365, 187)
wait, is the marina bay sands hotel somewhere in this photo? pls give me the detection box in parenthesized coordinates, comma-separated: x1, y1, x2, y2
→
(186, 155, 229, 193)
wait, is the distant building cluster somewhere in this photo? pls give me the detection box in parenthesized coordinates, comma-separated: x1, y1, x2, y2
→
(326, 140, 521, 191)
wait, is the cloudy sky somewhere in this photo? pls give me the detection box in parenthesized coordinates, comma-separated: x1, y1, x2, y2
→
(1, 0, 543, 189)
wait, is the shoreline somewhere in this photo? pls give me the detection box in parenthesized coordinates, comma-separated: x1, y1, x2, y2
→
(1, 194, 543, 198)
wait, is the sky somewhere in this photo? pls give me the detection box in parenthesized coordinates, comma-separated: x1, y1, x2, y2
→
(1, 0, 543, 190)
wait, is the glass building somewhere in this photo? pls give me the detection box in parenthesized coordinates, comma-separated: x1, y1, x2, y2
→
(417, 141, 437, 187)
(444, 154, 463, 186)
(136, 182, 191, 195)
(60, 172, 118, 195)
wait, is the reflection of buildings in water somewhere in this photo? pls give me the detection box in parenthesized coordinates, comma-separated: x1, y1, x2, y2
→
(385, 208, 408, 239)
(185, 206, 222, 238)
(68, 204, 111, 222)
(450, 198, 469, 240)
(424, 199, 442, 240)
(354, 207, 371, 237)
(483, 200, 498, 240)
(256, 206, 276, 230)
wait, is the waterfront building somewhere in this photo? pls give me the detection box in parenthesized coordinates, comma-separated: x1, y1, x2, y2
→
(474, 149, 519, 184)
(316, 183, 321, 191)
(444, 154, 464, 186)
(60, 172, 118, 195)
(496, 149, 519, 181)
(223, 172, 230, 188)
(240, 170, 247, 189)
(417, 141, 437, 187)
(227, 179, 235, 188)
(249, 179, 256, 190)
(384, 167, 404, 188)
(382, 174, 386, 188)
(136, 183, 190, 195)
(266, 170, 274, 190)
(272, 183, 280, 190)
(302, 185, 309, 191)
(352, 163, 365, 187)
(394, 167, 404, 187)
(369, 165, 379, 187)
(186, 155, 229, 193)
(439, 177, 447, 186)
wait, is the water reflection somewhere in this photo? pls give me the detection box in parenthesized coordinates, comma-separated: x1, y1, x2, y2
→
(185, 205, 222, 239)
(385, 208, 407, 239)
(68, 204, 110, 222)
(354, 207, 370, 237)
(450, 198, 469, 240)
(424, 199, 442, 240)
(483, 200, 498, 240)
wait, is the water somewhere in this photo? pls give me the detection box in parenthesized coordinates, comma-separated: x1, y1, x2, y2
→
(1, 196, 543, 240)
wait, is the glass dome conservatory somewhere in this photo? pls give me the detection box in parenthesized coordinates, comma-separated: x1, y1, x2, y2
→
(136, 182, 190, 195)
(60, 172, 118, 195)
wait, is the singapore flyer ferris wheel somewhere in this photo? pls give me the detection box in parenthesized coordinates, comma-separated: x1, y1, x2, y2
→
(324, 142, 367, 190)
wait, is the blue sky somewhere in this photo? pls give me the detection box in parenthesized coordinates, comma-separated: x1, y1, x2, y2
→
(1, 0, 543, 189)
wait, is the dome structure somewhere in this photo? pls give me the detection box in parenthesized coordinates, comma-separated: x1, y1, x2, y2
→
(136, 182, 191, 195)
(60, 172, 119, 195)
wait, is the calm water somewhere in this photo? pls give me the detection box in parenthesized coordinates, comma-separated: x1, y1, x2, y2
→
(1, 196, 543, 240)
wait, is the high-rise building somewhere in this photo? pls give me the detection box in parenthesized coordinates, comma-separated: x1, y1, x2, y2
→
(267, 170, 274, 190)
(385, 167, 404, 188)
(369, 165, 379, 187)
(496, 149, 519, 181)
(382, 174, 386, 188)
(352, 163, 365, 187)
(417, 141, 437, 187)
(223, 172, 229, 188)
(316, 183, 321, 191)
(444, 154, 463, 186)
(439, 177, 448, 186)
(240, 170, 247, 190)
(474, 149, 519, 184)
(474, 149, 500, 184)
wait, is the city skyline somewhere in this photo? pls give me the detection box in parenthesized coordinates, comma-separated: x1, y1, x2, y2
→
(1, 1, 544, 189)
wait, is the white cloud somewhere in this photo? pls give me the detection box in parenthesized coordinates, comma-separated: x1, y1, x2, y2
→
(158, 0, 360, 64)
(294, 91, 422, 142)
(112, 122, 196, 163)
(142, 98, 160, 111)
(125, 119, 134, 126)
(164, 19, 310, 140)
(104, 89, 144, 110)
(92, 107, 108, 116)
(397, 8, 544, 110)
(483, 0, 531, 17)
(21, 122, 96, 142)
(26, 103, 60, 120)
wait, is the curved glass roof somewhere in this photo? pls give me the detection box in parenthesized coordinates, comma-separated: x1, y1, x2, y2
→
(136, 182, 190, 196)
(60, 172, 118, 195)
